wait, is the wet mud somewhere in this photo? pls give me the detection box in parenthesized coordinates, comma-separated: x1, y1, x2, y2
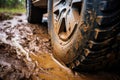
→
(0, 14, 120, 80)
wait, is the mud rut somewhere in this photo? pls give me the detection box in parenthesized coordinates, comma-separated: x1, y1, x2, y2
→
(0, 14, 120, 80)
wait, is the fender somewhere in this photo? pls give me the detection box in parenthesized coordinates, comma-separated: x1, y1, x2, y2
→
(32, 0, 81, 8)
(32, 0, 48, 8)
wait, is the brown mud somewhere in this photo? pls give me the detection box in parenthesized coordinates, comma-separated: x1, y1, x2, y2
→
(0, 14, 120, 80)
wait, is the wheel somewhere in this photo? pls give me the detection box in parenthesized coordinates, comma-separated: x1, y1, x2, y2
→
(48, 0, 120, 71)
(26, 0, 43, 23)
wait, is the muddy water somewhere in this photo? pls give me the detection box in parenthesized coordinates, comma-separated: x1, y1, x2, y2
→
(0, 14, 120, 80)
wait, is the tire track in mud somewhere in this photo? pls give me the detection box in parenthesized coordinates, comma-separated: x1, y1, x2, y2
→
(0, 14, 120, 80)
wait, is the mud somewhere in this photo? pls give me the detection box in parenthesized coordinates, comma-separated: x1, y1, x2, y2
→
(0, 14, 120, 80)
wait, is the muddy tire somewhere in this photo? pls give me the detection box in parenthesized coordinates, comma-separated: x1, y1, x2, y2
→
(48, 0, 120, 71)
(26, 0, 43, 23)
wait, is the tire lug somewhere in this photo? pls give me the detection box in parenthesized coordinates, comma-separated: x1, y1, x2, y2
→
(80, 55, 85, 62)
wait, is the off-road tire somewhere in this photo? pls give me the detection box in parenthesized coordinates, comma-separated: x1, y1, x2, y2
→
(26, 0, 43, 23)
(48, 0, 120, 71)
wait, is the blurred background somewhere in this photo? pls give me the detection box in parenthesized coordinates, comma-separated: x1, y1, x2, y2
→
(0, 0, 25, 13)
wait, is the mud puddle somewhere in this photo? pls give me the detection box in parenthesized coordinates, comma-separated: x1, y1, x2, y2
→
(0, 14, 120, 80)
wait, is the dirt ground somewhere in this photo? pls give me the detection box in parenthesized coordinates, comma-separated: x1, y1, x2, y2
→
(0, 14, 120, 80)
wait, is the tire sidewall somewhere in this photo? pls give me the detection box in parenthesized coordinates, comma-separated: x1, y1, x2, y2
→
(48, 0, 86, 64)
